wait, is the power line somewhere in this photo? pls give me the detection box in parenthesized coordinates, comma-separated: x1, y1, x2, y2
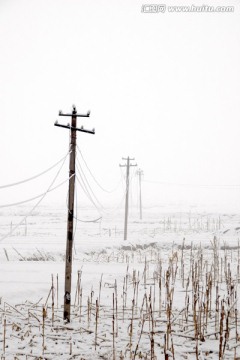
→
(76, 155, 136, 220)
(73, 183, 78, 255)
(74, 171, 102, 223)
(0, 151, 70, 189)
(143, 179, 240, 189)
(0, 175, 74, 208)
(76, 167, 125, 219)
(76, 165, 104, 214)
(76, 156, 123, 216)
(76, 158, 105, 211)
(79, 159, 136, 216)
(77, 145, 121, 193)
(0, 153, 69, 242)
(74, 215, 102, 223)
(72, 174, 102, 224)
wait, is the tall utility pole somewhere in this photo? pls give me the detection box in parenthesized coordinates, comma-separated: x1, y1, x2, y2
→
(137, 168, 144, 220)
(120, 157, 137, 240)
(54, 105, 95, 322)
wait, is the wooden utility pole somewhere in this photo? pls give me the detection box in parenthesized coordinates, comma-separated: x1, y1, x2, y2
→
(54, 105, 95, 322)
(137, 169, 144, 220)
(120, 157, 137, 240)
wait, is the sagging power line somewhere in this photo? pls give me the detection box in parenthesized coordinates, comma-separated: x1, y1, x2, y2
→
(0, 152, 70, 189)
(0, 174, 74, 209)
(0, 152, 69, 242)
(76, 154, 132, 219)
(77, 146, 122, 193)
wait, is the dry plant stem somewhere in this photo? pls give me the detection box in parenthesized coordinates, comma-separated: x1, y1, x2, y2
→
(209, 272, 212, 314)
(3, 317, 6, 356)
(3, 249, 9, 262)
(51, 274, 54, 326)
(164, 333, 168, 360)
(238, 239, 240, 280)
(205, 276, 209, 333)
(95, 299, 99, 351)
(212, 236, 219, 286)
(112, 293, 116, 360)
(99, 273, 103, 308)
(79, 270, 82, 306)
(220, 257, 223, 283)
(198, 285, 204, 340)
(129, 295, 135, 360)
(79, 287, 82, 323)
(235, 307, 238, 355)
(144, 257, 147, 289)
(219, 300, 224, 359)
(149, 300, 155, 360)
(159, 272, 162, 318)
(56, 274, 59, 310)
(42, 307, 46, 356)
(90, 287, 94, 322)
(123, 277, 125, 323)
(45, 284, 52, 308)
(222, 307, 230, 357)
(171, 336, 175, 360)
(181, 238, 185, 288)
(234, 309, 238, 360)
(74, 270, 81, 307)
(140, 293, 147, 324)
(4, 302, 25, 318)
(115, 279, 118, 337)
(184, 277, 190, 328)
(135, 274, 140, 313)
(215, 283, 219, 338)
(126, 264, 129, 306)
(69, 336, 72, 355)
(133, 315, 146, 360)
(87, 297, 90, 329)
(193, 280, 199, 359)
(165, 268, 172, 353)
(153, 276, 156, 315)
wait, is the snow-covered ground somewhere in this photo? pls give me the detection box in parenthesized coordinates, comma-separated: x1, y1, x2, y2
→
(0, 204, 240, 359)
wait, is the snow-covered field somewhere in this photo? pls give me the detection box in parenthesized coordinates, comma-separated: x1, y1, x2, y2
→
(0, 204, 240, 359)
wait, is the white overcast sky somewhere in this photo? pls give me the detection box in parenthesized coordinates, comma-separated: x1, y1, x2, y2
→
(0, 0, 240, 211)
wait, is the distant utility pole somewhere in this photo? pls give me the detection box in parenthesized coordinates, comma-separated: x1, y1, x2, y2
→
(137, 168, 144, 220)
(54, 105, 95, 323)
(120, 157, 137, 240)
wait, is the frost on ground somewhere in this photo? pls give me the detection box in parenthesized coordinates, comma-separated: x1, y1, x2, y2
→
(0, 205, 240, 359)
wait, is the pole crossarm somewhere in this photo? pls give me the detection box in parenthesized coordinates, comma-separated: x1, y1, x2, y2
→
(59, 110, 90, 117)
(119, 163, 137, 168)
(122, 157, 135, 161)
(54, 122, 95, 134)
